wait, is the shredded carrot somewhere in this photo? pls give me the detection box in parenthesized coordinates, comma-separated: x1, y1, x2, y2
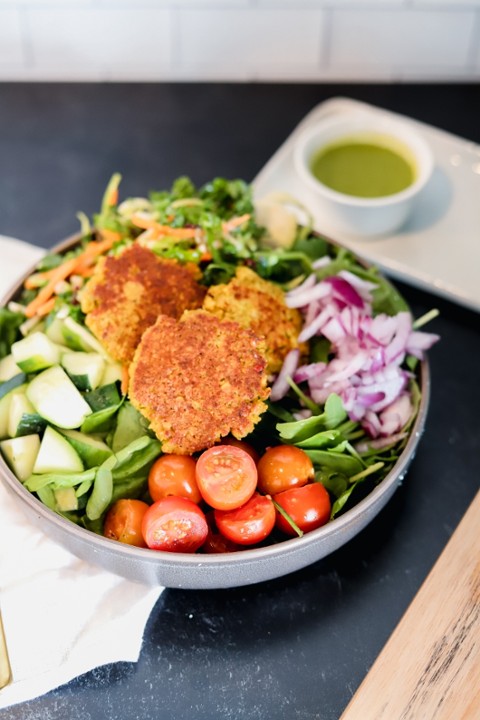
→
(222, 214, 251, 232)
(200, 251, 213, 263)
(99, 227, 122, 244)
(24, 258, 80, 317)
(130, 214, 197, 239)
(121, 366, 129, 396)
(24, 269, 58, 290)
(106, 188, 119, 207)
(24, 235, 119, 318)
(34, 297, 56, 317)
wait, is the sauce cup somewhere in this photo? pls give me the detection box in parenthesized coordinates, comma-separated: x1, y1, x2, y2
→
(293, 113, 434, 237)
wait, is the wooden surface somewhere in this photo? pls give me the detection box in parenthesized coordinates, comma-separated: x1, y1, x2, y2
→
(341, 491, 480, 720)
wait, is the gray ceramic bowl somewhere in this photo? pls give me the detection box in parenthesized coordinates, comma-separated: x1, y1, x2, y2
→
(0, 234, 430, 589)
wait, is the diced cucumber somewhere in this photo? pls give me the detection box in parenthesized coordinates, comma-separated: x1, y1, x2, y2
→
(62, 317, 110, 358)
(45, 314, 68, 345)
(54, 487, 79, 512)
(0, 354, 21, 382)
(0, 384, 27, 440)
(61, 351, 105, 391)
(111, 402, 151, 452)
(33, 425, 84, 474)
(26, 366, 92, 429)
(8, 393, 46, 438)
(11, 332, 62, 373)
(0, 372, 28, 402)
(101, 361, 123, 386)
(0, 434, 41, 481)
(60, 429, 112, 468)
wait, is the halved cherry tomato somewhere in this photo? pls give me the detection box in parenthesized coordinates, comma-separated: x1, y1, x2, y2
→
(103, 498, 149, 548)
(148, 454, 201, 504)
(273, 482, 331, 536)
(221, 437, 260, 463)
(257, 445, 314, 495)
(195, 445, 257, 511)
(214, 493, 276, 546)
(142, 496, 208, 553)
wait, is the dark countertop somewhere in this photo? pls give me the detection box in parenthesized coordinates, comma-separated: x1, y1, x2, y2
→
(1, 82, 479, 720)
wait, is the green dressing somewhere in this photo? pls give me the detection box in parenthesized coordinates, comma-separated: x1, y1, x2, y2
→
(310, 136, 416, 198)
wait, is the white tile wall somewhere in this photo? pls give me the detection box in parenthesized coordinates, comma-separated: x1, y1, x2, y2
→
(0, 0, 478, 81)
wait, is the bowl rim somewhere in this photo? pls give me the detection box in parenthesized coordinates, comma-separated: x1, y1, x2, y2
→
(0, 231, 431, 583)
(293, 113, 434, 209)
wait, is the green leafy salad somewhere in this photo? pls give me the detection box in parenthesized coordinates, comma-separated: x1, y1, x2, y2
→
(0, 175, 439, 552)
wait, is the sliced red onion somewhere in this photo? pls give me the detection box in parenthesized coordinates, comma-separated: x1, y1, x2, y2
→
(338, 270, 377, 302)
(383, 312, 412, 365)
(298, 305, 334, 343)
(355, 432, 408, 453)
(269, 348, 300, 402)
(286, 273, 316, 299)
(324, 276, 364, 308)
(406, 330, 440, 358)
(378, 393, 413, 435)
(293, 362, 326, 383)
(285, 281, 331, 308)
(312, 256, 332, 269)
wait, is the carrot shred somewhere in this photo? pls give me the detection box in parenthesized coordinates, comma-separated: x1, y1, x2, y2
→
(34, 297, 56, 317)
(98, 228, 122, 244)
(222, 214, 251, 232)
(24, 235, 118, 318)
(130, 214, 197, 239)
(106, 188, 119, 207)
(121, 366, 129, 396)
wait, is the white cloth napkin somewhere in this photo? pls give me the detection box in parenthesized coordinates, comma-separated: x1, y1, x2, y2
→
(0, 235, 163, 709)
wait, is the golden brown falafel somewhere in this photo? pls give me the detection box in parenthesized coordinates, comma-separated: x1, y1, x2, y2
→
(80, 243, 206, 364)
(128, 309, 270, 455)
(202, 266, 305, 375)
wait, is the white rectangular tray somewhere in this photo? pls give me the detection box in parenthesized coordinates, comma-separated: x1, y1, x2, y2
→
(253, 97, 480, 313)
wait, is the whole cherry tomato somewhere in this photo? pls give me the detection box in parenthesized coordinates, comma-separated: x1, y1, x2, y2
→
(142, 496, 208, 553)
(103, 498, 149, 548)
(214, 493, 276, 546)
(195, 445, 257, 511)
(257, 445, 314, 495)
(273, 482, 331, 536)
(148, 454, 201, 504)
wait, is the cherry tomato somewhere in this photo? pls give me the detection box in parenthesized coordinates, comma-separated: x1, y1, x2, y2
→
(221, 437, 260, 463)
(257, 445, 314, 495)
(195, 445, 257, 511)
(148, 454, 201, 504)
(214, 493, 276, 546)
(103, 498, 149, 548)
(273, 482, 331, 536)
(142, 496, 208, 553)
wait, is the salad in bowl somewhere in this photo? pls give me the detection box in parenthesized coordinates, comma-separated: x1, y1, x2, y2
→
(0, 175, 438, 585)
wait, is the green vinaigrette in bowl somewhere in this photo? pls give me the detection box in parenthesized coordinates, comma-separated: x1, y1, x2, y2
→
(310, 136, 416, 199)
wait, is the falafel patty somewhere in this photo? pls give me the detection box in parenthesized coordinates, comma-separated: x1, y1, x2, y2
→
(80, 243, 206, 364)
(129, 309, 270, 455)
(203, 266, 305, 375)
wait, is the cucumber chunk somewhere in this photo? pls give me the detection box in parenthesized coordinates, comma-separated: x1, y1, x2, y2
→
(8, 393, 46, 438)
(0, 354, 22, 382)
(0, 372, 28, 402)
(61, 429, 112, 468)
(45, 315, 68, 346)
(11, 332, 62, 373)
(62, 317, 110, 358)
(0, 384, 27, 440)
(33, 425, 84, 474)
(54, 487, 79, 512)
(0, 434, 41, 481)
(101, 362, 123, 386)
(61, 351, 105, 391)
(26, 366, 93, 429)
